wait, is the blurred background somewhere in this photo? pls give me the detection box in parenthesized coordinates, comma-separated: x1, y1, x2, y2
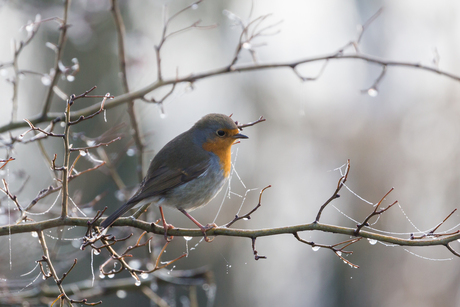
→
(1, 0, 460, 306)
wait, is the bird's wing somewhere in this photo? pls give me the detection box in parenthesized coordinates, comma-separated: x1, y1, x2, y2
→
(126, 158, 211, 205)
(100, 159, 210, 229)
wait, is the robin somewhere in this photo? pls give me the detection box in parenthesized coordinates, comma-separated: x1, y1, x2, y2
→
(100, 113, 248, 242)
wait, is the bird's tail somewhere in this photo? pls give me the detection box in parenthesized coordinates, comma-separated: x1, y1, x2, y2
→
(100, 201, 134, 229)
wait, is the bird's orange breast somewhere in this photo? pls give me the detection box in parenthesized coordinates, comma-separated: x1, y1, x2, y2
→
(202, 129, 240, 177)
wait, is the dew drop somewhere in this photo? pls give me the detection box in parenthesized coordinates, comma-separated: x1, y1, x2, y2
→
(31, 232, 38, 238)
(79, 150, 87, 156)
(242, 42, 252, 49)
(128, 259, 141, 270)
(336, 251, 342, 256)
(115, 190, 125, 201)
(66, 75, 75, 82)
(41, 75, 51, 86)
(183, 236, 193, 241)
(116, 290, 127, 298)
(135, 280, 141, 286)
(312, 246, 320, 252)
(243, 217, 249, 221)
(93, 249, 100, 255)
(191, 3, 198, 9)
(99, 273, 105, 279)
(25, 23, 34, 33)
(126, 147, 136, 157)
(140, 273, 149, 279)
(108, 274, 115, 279)
(71, 240, 80, 249)
(368, 239, 378, 245)
(367, 88, 378, 97)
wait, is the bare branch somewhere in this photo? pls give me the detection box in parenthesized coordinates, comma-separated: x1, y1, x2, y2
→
(294, 233, 362, 268)
(315, 159, 350, 222)
(225, 185, 270, 228)
(411, 208, 460, 240)
(355, 188, 397, 236)
(251, 237, 267, 260)
(0, 157, 15, 170)
(235, 116, 266, 130)
(111, 0, 145, 182)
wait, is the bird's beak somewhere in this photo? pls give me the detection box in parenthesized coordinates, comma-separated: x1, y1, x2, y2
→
(233, 133, 248, 139)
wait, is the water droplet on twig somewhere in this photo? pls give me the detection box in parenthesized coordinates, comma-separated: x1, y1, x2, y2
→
(368, 239, 378, 245)
(367, 88, 378, 97)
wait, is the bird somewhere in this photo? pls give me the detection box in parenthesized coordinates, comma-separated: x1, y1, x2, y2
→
(100, 113, 248, 242)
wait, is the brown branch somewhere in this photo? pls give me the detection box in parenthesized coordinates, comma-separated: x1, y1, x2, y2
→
(315, 159, 350, 222)
(111, 0, 145, 182)
(69, 137, 121, 152)
(40, 0, 70, 120)
(37, 231, 101, 306)
(446, 242, 460, 258)
(361, 65, 387, 96)
(3, 216, 460, 248)
(98, 231, 186, 285)
(411, 208, 460, 240)
(3, 52, 460, 134)
(251, 237, 267, 260)
(225, 185, 270, 228)
(355, 188, 398, 236)
(235, 116, 266, 130)
(69, 92, 113, 125)
(0, 179, 24, 215)
(68, 161, 106, 180)
(294, 233, 362, 268)
(0, 157, 14, 170)
(155, 0, 210, 81)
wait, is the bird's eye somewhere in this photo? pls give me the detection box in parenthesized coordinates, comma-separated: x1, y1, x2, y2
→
(216, 130, 226, 137)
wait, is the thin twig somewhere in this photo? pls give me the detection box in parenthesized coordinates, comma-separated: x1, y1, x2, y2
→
(225, 185, 270, 228)
(315, 159, 350, 222)
(355, 188, 397, 236)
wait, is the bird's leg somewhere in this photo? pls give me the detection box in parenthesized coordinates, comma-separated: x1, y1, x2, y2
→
(178, 208, 217, 242)
(159, 206, 174, 242)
